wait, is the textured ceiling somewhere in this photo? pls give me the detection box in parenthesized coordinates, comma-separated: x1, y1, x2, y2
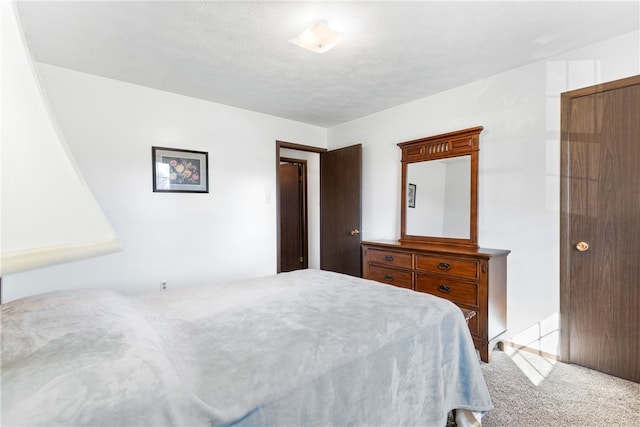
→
(16, 1, 640, 128)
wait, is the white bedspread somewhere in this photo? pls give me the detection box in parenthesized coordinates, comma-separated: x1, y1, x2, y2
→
(1, 269, 492, 426)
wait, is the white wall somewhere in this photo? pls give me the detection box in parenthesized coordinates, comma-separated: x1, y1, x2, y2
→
(3, 64, 326, 301)
(328, 30, 640, 355)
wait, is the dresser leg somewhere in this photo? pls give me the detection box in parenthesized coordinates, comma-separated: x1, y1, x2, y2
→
(479, 342, 490, 363)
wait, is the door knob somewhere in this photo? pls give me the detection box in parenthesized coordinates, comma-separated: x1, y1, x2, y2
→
(576, 241, 590, 252)
(350, 229, 360, 236)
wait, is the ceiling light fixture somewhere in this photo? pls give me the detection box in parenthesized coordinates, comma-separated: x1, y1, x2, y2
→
(290, 21, 344, 53)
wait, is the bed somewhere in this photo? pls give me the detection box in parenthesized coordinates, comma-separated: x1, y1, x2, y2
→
(1, 269, 492, 426)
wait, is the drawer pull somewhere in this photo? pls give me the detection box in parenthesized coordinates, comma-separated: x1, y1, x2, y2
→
(438, 285, 451, 293)
(437, 262, 451, 270)
(384, 255, 394, 262)
(384, 274, 394, 281)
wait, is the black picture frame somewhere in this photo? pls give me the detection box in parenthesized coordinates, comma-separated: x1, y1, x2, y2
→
(408, 183, 416, 208)
(152, 146, 209, 193)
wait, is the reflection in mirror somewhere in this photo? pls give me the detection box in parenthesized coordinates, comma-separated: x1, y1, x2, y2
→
(406, 156, 470, 238)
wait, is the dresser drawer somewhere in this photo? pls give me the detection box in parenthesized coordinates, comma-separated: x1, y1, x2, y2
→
(415, 274, 478, 307)
(415, 255, 478, 279)
(367, 265, 412, 289)
(367, 249, 412, 269)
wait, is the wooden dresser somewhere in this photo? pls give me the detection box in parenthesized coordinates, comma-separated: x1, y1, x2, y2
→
(362, 239, 509, 362)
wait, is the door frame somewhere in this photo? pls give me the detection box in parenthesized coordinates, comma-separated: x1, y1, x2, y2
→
(559, 74, 640, 365)
(279, 157, 309, 271)
(276, 141, 326, 273)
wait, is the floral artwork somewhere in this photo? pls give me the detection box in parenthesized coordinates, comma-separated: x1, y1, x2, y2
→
(152, 147, 208, 193)
(163, 157, 201, 185)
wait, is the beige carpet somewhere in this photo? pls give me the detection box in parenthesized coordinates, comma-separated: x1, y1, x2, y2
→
(475, 349, 640, 427)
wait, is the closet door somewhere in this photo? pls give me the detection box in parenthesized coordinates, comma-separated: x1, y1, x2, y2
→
(560, 75, 640, 382)
(279, 161, 307, 272)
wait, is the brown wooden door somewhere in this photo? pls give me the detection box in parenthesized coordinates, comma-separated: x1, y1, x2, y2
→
(320, 144, 362, 277)
(279, 161, 307, 272)
(560, 75, 640, 382)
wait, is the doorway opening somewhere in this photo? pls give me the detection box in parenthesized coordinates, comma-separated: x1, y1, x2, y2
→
(276, 141, 325, 273)
(276, 141, 362, 276)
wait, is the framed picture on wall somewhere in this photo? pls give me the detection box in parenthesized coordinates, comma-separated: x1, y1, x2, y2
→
(408, 183, 416, 208)
(152, 146, 209, 193)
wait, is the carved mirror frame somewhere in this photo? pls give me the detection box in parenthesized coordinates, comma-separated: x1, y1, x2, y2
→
(398, 126, 482, 249)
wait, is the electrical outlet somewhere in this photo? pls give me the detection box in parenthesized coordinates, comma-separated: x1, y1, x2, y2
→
(160, 280, 168, 291)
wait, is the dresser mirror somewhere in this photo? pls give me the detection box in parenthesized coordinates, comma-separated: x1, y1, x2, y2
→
(405, 156, 471, 238)
(399, 126, 482, 248)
